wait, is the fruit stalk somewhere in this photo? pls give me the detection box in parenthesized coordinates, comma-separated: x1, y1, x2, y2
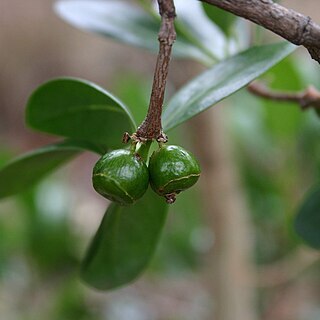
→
(135, 0, 176, 142)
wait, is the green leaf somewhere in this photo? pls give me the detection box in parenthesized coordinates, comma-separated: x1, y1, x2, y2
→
(163, 42, 297, 131)
(174, 0, 227, 60)
(54, 0, 214, 64)
(201, 3, 236, 36)
(262, 58, 303, 139)
(0, 140, 91, 199)
(80, 189, 168, 290)
(200, 2, 249, 54)
(26, 78, 135, 152)
(294, 185, 320, 249)
(113, 74, 150, 126)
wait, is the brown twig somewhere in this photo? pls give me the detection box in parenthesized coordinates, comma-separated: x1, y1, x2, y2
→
(248, 81, 320, 110)
(200, 0, 320, 64)
(133, 0, 176, 142)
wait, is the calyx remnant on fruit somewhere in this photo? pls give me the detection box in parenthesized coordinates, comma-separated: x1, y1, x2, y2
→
(148, 145, 201, 204)
(92, 149, 149, 206)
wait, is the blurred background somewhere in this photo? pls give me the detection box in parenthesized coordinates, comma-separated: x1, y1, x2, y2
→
(1, 1, 320, 319)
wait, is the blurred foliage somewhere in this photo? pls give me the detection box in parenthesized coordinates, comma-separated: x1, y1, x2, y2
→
(227, 54, 320, 264)
(1, 50, 320, 316)
(19, 188, 78, 274)
(1, 0, 320, 318)
(0, 75, 206, 318)
(295, 185, 320, 249)
(201, 3, 236, 36)
(113, 74, 150, 125)
(0, 0, 298, 295)
(0, 171, 93, 318)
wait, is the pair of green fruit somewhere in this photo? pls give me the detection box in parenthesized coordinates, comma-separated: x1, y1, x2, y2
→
(92, 145, 201, 205)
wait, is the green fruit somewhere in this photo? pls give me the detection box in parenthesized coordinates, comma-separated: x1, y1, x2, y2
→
(92, 149, 149, 205)
(149, 145, 201, 203)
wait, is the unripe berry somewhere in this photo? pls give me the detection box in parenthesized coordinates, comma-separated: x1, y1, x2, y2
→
(92, 149, 149, 205)
(148, 145, 200, 203)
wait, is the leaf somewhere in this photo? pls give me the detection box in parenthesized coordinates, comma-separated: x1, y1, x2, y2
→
(26, 78, 135, 152)
(294, 185, 320, 249)
(0, 140, 92, 199)
(163, 42, 297, 131)
(55, 0, 212, 64)
(113, 74, 150, 126)
(201, 2, 249, 55)
(80, 189, 168, 290)
(174, 0, 227, 60)
(201, 3, 236, 36)
(261, 56, 304, 139)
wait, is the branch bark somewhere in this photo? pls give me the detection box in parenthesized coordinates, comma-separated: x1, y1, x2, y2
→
(200, 0, 320, 64)
(134, 0, 176, 142)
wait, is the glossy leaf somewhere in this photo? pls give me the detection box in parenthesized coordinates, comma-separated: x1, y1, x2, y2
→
(113, 75, 150, 125)
(163, 42, 297, 131)
(0, 140, 93, 199)
(174, 0, 227, 60)
(26, 78, 135, 152)
(201, 3, 236, 36)
(55, 0, 213, 64)
(294, 185, 320, 249)
(201, 3, 249, 54)
(80, 189, 168, 290)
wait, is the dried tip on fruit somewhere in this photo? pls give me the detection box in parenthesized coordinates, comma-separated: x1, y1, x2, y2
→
(165, 193, 176, 204)
(149, 145, 201, 204)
